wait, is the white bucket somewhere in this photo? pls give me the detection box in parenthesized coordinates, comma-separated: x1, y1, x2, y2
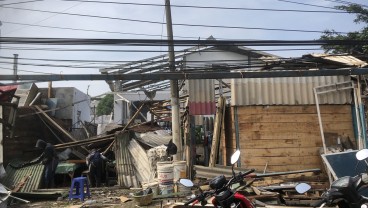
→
(157, 162, 174, 185)
(142, 181, 159, 196)
(173, 161, 187, 182)
(157, 161, 174, 195)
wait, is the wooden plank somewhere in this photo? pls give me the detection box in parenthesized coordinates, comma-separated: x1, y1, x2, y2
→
(239, 131, 322, 140)
(243, 156, 321, 166)
(238, 139, 322, 148)
(241, 147, 321, 157)
(238, 122, 354, 133)
(236, 105, 351, 115)
(34, 105, 76, 141)
(242, 164, 321, 172)
(237, 114, 352, 123)
(209, 96, 226, 167)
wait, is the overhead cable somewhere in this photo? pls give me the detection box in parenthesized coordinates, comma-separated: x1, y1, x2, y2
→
(0, 6, 348, 34)
(61, 0, 346, 13)
(0, 37, 366, 46)
(0, 45, 322, 53)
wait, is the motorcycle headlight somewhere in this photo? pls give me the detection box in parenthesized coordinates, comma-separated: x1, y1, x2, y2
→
(361, 204, 368, 208)
(230, 202, 237, 208)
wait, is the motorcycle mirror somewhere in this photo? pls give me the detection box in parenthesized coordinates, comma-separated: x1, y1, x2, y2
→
(179, 179, 194, 188)
(356, 149, 368, 161)
(295, 183, 311, 194)
(231, 150, 241, 165)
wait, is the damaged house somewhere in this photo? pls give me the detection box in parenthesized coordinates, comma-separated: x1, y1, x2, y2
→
(0, 85, 93, 198)
(101, 42, 368, 193)
(1, 39, 368, 206)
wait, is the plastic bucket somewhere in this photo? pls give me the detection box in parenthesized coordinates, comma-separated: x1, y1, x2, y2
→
(173, 161, 187, 182)
(157, 161, 174, 195)
(157, 162, 174, 185)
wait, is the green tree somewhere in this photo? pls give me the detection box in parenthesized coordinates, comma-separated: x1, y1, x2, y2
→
(320, 4, 368, 55)
(96, 94, 114, 116)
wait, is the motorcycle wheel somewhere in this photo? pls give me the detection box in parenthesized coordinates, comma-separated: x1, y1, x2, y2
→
(336, 200, 350, 208)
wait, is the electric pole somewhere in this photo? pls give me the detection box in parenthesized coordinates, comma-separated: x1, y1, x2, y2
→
(165, 0, 182, 161)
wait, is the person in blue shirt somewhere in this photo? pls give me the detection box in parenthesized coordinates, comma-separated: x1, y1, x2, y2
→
(86, 149, 107, 187)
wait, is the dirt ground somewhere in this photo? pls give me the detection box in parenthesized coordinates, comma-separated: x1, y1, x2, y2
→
(7, 187, 186, 208)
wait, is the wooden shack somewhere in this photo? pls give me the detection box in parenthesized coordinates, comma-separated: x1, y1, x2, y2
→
(225, 76, 357, 172)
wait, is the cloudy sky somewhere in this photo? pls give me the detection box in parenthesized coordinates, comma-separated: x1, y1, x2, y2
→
(0, 0, 366, 96)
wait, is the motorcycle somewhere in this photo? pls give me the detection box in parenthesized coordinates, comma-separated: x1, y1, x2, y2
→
(180, 150, 311, 208)
(312, 149, 368, 208)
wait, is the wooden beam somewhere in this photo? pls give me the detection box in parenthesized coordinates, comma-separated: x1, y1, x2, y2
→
(209, 96, 226, 167)
(34, 105, 76, 142)
(102, 103, 145, 154)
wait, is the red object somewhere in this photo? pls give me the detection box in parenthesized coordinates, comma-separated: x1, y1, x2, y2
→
(188, 101, 216, 115)
(0, 85, 18, 102)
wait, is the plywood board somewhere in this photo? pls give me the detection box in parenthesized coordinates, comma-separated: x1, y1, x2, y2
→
(226, 105, 354, 172)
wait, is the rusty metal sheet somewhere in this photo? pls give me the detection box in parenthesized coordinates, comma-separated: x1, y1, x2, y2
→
(1, 161, 44, 193)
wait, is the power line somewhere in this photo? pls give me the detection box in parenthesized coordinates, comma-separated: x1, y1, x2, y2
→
(2, 21, 199, 39)
(61, 0, 346, 13)
(0, 0, 41, 6)
(3, 2, 84, 35)
(0, 37, 366, 46)
(0, 65, 56, 74)
(1, 45, 322, 53)
(0, 6, 349, 34)
(276, 0, 338, 9)
(322, 0, 368, 8)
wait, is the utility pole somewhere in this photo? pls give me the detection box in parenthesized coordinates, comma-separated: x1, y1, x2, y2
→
(13, 54, 18, 82)
(165, 0, 182, 161)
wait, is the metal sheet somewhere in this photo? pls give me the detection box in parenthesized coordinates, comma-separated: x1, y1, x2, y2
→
(115, 133, 138, 188)
(308, 54, 367, 67)
(187, 79, 216, 115)
(1, 161, 44, 193)
(135, 131, 172, 148)
(231, 76, 352, 106)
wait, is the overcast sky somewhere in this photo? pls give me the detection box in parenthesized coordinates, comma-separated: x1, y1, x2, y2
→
(0, 0, 366, 96)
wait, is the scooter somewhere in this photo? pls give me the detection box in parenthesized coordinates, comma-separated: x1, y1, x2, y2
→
(180, 150, 311, 208)
(312, 149, 368, 208)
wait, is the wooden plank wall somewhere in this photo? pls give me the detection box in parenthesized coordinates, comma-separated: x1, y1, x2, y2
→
(227, 105, 355, 172)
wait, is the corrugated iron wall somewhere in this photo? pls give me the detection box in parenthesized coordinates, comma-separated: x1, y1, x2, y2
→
(114, 132, 138, 188)
(2, 162, 44, 192)
(231, 76, 352, 106)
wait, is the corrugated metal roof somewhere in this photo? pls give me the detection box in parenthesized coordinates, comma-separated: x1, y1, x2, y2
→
(135, 130, 172, 147)
(1, 161, 44, 193)
(187, 79, 216, 115)
(308, 54, 367, 67)
(231, 76, 352, 106)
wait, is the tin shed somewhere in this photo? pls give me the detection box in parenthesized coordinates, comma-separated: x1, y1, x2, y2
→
(226, 76, 356, 172)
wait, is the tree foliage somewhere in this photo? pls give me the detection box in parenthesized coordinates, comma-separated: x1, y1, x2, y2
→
(320, 4, 368, 55)
(96, 94, 114, 116)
